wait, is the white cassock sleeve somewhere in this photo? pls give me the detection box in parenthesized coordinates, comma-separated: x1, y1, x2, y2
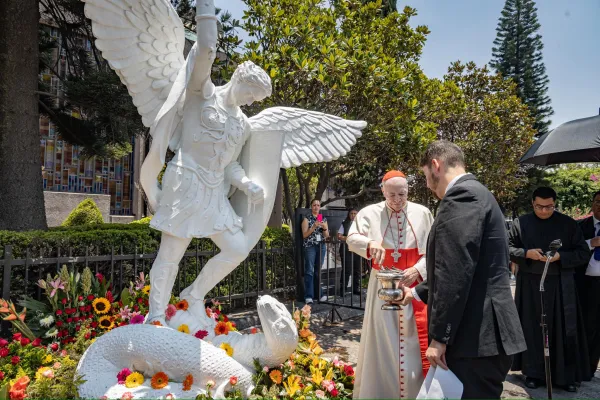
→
(346, 209, 372, 259)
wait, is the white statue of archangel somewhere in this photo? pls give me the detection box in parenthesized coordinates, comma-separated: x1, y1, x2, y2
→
(82, 0, 367, 325)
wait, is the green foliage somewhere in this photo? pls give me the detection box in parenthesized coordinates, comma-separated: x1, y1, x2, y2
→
(25, 352, 83, 399)
(60, 199, 104, 227)
(129, 217, 152, 225)
(545, 166, 600, 213)
(418, 62, 536, 206)
(490, 0, 553, 135)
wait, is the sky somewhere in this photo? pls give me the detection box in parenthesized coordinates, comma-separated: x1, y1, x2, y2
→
(214, 0, 600, 129)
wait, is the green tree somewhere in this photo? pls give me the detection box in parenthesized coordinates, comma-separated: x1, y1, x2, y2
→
(361, 0, 397, 15)
(0, 0, 48, 231)
(419, 62, 536, 208)
(61, 199, 104, 227)
(242, 0, 433, 223)
(490, 0, 553, 136)
(545, 165, 600, 215)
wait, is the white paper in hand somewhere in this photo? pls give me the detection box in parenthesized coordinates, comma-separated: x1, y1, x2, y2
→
(416, 366, 463, 399)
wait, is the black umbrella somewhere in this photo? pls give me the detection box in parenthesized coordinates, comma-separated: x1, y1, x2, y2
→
(520, 112, 600, 165)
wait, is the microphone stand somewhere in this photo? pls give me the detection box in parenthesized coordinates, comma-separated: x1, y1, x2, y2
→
(539, 239, 561, 400)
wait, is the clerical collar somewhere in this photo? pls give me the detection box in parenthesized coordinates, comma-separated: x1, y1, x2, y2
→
(445, 173, 468, 195)
(385, 202, 406, 214)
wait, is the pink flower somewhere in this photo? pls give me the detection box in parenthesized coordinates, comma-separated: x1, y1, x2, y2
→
(95, 273, 104, 283)
(194, 330, 208, 340)
(332, 356, 341, 367)
(315, 390, 326, 399)
(206, 380, 215, 388)
(100, 397, 108, 400)
(322, 380, 335, 392)
(229, 376, 238, 386)
(591, 174, 598, 182)
(121, 392, 134, 400)
(60, 350, 68, 357)
(135, 272, 146, 290)
(48, 278, 64, 298)
(117, 368, 132, 384)
(165, 304, 177, 321)
(301, 304, 311, 318)
(0, 339, 8, 347)
(262, 366, 269, 373)
(119, 306, 131, 320)
(130, 314, 145, 324)
(42, 369, 54, 379)
(53, 362, 62, 369)
(165, 394, 175, 400)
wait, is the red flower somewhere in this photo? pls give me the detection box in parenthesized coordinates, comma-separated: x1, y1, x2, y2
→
(61, 298, 67, 305)
(57, 331, 63, 338)
(79, 306, 85, 312)
(229, 376, 238, 386)
(56, 310, 63, 316)
(215, 309, 221, 315)
(144, 299, 149, 306)
(106, 291, 114, 303)
(78, 295, 83, 301)
(223, 315, 229, 322)
(50, 343, 59, 351)
(119, 322, 127, 327)
(19, 338, 30, 347)
(67, 318, 73, 323)
(56, 321, 63, 328)
(62, 329, 69, 337)
(91, 322, 98, 328)
(84, 332, 91, 340)
(11, 356, 19, 365)
(137, 298, 143, 304)
(87, 294, 94, 301)
(231, 322, 236, 328)
(12, 333, 21, 341)
(0, 371, 4, 380)
(331, 388, 339, 397)
(194, 330, 208, 339)
(0, 338, 8, 347)
(91, 331, 97, 337)
(344, 365, 355, 376)
(75, 325, 81, 332)
(32, 338, 42, 347)
(95, 273, 104, 283)
(0, 348, 9, 357)
(133, 305, 139, 312)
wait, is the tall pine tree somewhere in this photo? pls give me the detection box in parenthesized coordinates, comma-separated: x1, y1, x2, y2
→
(490, 0, 553, 136)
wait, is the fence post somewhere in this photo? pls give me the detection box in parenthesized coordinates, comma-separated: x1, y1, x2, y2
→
(261, 241, 268, 294)
(2, 246, 13, 335)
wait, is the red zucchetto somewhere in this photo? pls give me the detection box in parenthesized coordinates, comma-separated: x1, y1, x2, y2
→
(382, 170, 406, 182)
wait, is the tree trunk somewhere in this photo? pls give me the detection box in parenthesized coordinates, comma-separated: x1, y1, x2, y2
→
(0, 0, 47, 231)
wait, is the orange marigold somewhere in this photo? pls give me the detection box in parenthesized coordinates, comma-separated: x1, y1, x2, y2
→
(214, 321, 229, 336)
(269, 369, 282, 384)
(299, 328, 312, 338)
(175, 299, 189, 311)
(151, 321, 163, 327)
(151, 372, 169, 390)
(182, 374, 193, 391)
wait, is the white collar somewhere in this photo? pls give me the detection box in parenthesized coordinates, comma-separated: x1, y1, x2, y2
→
(445, 173, 468, 195)
(593, 216, 600, 226)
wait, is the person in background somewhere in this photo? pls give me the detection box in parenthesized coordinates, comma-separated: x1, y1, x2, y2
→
(301, 199, 329, 304)
(509, 186, 591, 391)
(337, 208, 363, 296)
(576, 190, 600, 377)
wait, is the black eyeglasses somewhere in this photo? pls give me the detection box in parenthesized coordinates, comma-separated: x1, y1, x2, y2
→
(534, 205, 555, 212)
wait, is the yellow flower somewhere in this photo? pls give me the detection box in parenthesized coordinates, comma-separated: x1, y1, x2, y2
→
(43, 354, 53, 364)
(325, 367, 334, 381)
(283, 375, 301, 397)
(310, 366, 324, 386)
(92, 297, 111, 314)
(35, 367, 51, 381)
(142, 285, 151, 295)
(125, 372, 145, 388)
(177, 324, 190, 334)
(226, 322, 235, 331)
(219, 342, 234, 357)
(98, 316, 114, 330)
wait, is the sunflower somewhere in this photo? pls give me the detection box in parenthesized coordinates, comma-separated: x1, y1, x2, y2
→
(175, 299, 188, 311)
(98, 316, 114, 330)
(151, 371, 169, 389)
(214, 321, 229, 336)
(219, 342, 234, 357)
(125, 372, 144, 388)
(177, 324, 190, 334)
(182, 374, 193, 391)
(269, 369, 282, 384)
(142, 285, 151, 296)
(92, 297, 111, 315)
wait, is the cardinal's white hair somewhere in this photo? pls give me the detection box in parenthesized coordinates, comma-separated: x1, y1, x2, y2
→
(230, 61, 272, 96)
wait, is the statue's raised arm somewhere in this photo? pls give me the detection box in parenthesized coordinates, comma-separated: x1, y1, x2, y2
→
(188, 0, 218, 95)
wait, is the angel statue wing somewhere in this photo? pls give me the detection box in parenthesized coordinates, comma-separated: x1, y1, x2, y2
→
(82, 0, 186, 127)
(230, 106, 367, 252)
(248, 107, 367, 168)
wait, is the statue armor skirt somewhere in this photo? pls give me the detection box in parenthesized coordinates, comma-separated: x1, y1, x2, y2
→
(150, 161, 243, 239)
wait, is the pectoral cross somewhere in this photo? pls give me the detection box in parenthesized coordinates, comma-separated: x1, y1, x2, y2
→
(391, 249, 401, 263)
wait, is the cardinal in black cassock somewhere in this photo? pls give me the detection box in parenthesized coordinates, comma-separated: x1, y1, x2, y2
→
(509, 187, 591, 392)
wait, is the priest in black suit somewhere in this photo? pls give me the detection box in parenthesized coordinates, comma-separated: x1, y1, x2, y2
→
(577, 190, 600, 377)
(509, 187, 591, 391)
(401, 140, 526, 399)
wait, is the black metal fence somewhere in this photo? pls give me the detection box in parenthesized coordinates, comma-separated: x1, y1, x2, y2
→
(0, 241, 295, 314)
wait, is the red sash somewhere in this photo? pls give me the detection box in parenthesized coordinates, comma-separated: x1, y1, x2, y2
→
(373, 248, 430, 377)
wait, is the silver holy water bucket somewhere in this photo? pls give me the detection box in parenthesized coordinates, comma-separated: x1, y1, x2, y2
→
(376, 270, 405, 310)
